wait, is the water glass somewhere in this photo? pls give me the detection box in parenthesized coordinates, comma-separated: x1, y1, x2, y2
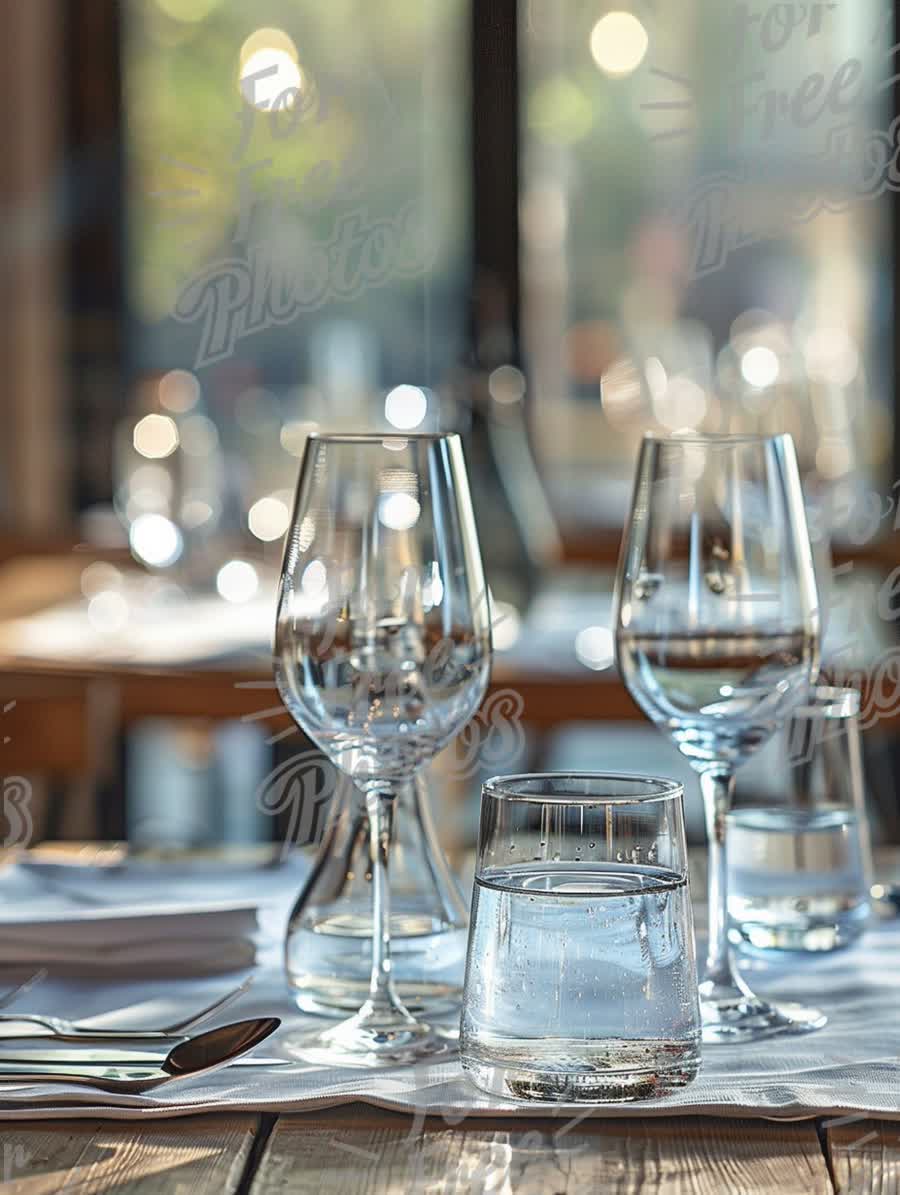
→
(727, 687, 873, 952)
(459, 773, 701, 1103)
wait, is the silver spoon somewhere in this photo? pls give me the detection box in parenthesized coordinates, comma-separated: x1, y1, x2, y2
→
(0, 1016, 280, 1094)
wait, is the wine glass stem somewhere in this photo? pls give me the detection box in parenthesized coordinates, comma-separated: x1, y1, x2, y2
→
(365, 789, 412, 1020)
(700, 771, 739, 992)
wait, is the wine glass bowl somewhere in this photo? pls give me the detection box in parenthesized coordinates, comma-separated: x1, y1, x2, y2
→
(275, 433, 491, 1064)
(614, 433, 822, 1042)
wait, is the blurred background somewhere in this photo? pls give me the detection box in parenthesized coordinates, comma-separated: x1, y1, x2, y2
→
(0, 0, 897, 857)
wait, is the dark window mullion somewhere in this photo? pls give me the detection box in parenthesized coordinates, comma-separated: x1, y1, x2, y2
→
(470, 0, 520, 369)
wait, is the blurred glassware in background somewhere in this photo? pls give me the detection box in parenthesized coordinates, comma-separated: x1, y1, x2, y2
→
(457, 360, 561, 624)
(114, 371, 226, 586)
(727, 687, 873, 953)
(128, 719, 271, 852)
(285, 771, 469, 1016)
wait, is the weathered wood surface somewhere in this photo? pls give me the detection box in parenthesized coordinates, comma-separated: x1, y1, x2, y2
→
(4, 1104, 899, 1192)
(249, 1107, 832, 1194)
(0, 1114, 258, 1194)
(826, 1118, 900, 1194)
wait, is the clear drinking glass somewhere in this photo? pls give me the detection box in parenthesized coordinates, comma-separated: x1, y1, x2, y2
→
(275, 433, 492, 1064)
(459, 773, 701, 1103)
(614, 433, 822, 1043)
(728, 686, 872, 952)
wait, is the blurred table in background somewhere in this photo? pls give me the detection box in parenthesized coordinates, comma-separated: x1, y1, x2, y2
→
(0, 548, 898, 846)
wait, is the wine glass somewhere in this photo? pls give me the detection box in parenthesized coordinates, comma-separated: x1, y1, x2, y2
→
(613, 433, 822, 1042)
(275, 433, 491, 1064)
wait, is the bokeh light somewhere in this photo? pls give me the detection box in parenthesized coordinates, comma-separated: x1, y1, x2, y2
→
(301, 559, 328, 597)
(133, 414, 179, 460)
(379, 492, 421, 531)
(488, 365, 527, 405)
(384, 385, 428, 430)
(87, 590, 130, 633)
(159, 370, 201, 414)
(740, 346, 780, 389)
(248, 493, 292, 541)
(575, 625, 615, 670)
(239, 29, 302, 110)
(216, 559, 259, 604)
(590, 12, 649, 78)
(528, 77, 593, 144)
(129, 514, 183, 568)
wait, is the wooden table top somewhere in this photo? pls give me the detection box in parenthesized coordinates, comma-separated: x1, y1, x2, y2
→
(3, 1104, 897, 1193)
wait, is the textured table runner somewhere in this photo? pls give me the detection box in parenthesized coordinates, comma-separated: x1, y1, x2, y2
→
(0, 913, 898, 1122)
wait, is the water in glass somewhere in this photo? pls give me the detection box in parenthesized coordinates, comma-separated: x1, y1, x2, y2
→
(727, 807, 870, 951)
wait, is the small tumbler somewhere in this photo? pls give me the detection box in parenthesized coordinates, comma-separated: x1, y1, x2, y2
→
(727, 687, 873, 952)
(459, 773, 701, 1103)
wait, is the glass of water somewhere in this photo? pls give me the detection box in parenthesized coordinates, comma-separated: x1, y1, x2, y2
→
(728, 687, 873, 952)
(459, 773, 701, 1103)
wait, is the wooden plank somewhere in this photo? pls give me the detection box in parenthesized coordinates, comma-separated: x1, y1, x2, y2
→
(0, 1114, 258, 1194)
(827, 1118, 900, 1194)
(251, 1106, 831, 1194)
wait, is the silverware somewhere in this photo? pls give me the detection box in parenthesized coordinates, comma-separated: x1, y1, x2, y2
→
(0, 974, 254, 1039)
(0, 1016, 280, 1093)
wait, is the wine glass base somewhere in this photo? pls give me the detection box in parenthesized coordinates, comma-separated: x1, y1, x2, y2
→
(702, 996, 827, 1044)
(282, 1012, 458, 1068)
(291, 982, 463, 1021)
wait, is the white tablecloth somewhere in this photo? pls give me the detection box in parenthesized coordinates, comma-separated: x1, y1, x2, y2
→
(0, 861, 898, 1122)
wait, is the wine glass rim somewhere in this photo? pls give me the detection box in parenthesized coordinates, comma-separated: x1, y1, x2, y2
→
(483, 771, 684, 805)
(642, 431, 789, 446)
(307, 432, 461, 443)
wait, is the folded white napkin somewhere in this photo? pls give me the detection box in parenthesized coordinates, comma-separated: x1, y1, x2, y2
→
(0, 902, 258, 978)
(0, 864, 263, 977)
